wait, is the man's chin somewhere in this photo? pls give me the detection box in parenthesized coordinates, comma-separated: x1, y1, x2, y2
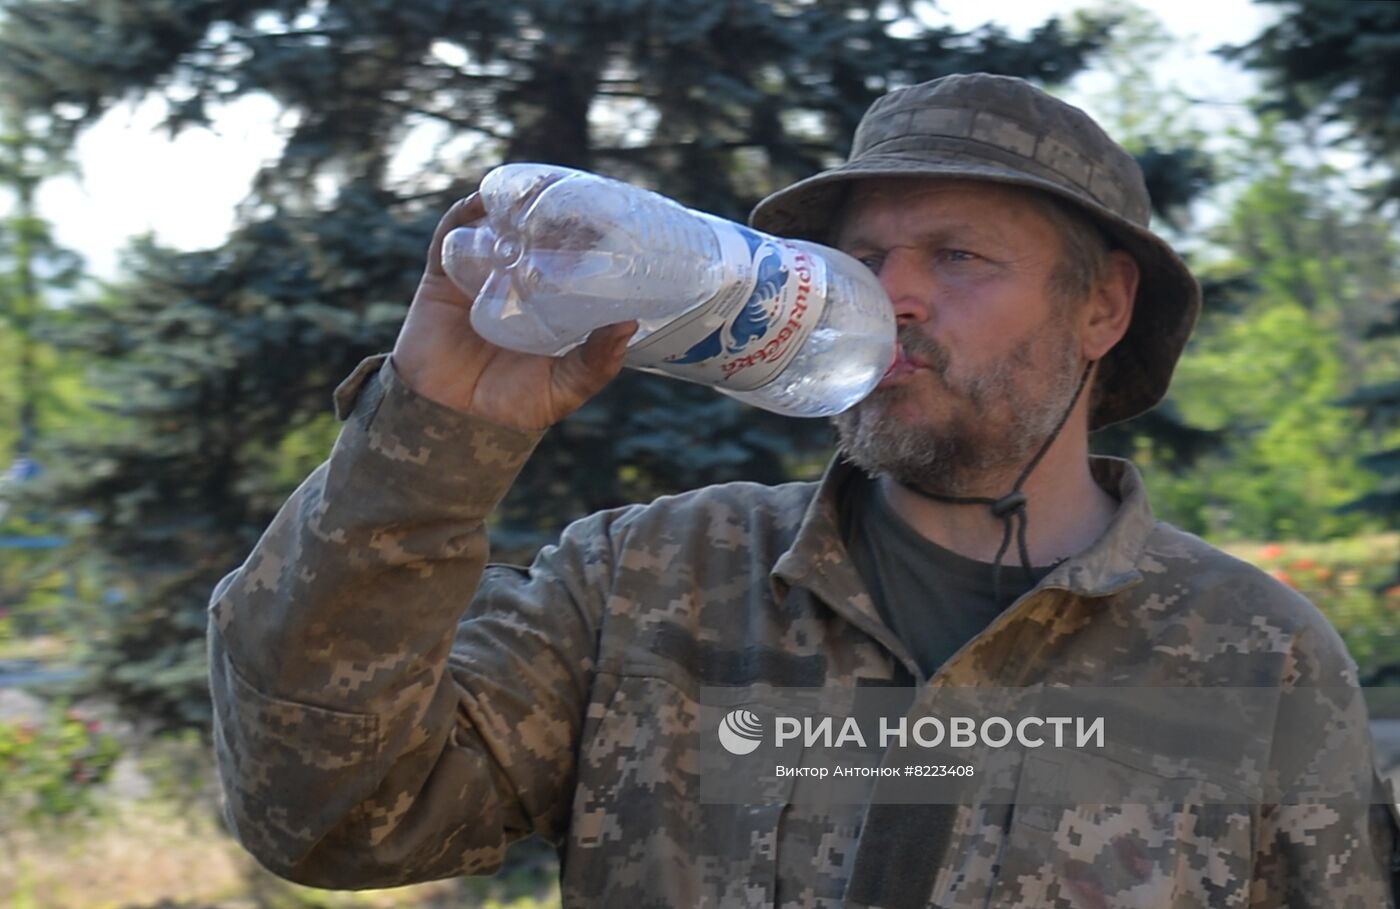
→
(847, 379, 951, 429)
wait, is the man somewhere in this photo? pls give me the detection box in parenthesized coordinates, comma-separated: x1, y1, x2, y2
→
(209, 73, 1400, 907)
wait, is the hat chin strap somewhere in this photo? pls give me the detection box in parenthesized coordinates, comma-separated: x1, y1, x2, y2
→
(898, 360, 1095, 607)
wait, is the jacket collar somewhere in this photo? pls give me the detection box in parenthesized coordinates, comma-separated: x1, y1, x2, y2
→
(1039, 456, 1157, 597)
(771, 453, 1157, 611)
(770, 455, 892, 657)
(770, 454, 863, 609)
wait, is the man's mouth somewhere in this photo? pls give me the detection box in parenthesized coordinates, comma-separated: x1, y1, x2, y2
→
(879, 342, 930, 384)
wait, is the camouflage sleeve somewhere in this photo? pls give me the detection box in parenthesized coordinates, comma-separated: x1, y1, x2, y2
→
(208, 354, 613, 889)
(1249, 617, 1400, 908)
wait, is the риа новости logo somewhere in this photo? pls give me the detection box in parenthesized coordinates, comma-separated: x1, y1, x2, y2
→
(718, 708, 764, 755)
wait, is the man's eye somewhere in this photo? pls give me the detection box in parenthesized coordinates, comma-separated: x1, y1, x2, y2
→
(940, 249, 977, 263)
(856, 255, 884, 272)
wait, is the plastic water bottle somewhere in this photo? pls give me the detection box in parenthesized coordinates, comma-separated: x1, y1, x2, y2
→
(441, 163, 896, 417)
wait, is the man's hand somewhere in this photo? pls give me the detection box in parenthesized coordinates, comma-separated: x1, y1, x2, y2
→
(391, 193, 638, 432)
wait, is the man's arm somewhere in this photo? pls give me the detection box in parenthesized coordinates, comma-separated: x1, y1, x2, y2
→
(209, 356, 613, 887)
(1249, 620, 1400, 908)
(208, 194, 637, 889)
(1250, 764, 1400, 908)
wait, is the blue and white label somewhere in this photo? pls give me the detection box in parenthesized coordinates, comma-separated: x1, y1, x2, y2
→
(625, 218, 828, 391)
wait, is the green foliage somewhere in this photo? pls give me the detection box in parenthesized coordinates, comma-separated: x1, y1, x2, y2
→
(0, 99, 106, 683)
(0, 703, 122, 825)
(0, 103, 83, 460)
(0, 511, 84, 651)
(1153, 297, 1377, 539)
(1340, 302, 1400, 586)
(1231, 0, 1400, 588)
(1129, 115, 1400, 542)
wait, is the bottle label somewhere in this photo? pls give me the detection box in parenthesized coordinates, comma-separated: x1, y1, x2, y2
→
(624, 218, 828, 392)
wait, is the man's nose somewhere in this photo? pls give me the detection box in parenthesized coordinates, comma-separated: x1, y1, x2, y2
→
(874, 247, 932, 326)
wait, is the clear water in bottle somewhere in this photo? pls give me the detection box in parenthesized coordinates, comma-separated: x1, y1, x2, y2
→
(440, 163, 895, 417)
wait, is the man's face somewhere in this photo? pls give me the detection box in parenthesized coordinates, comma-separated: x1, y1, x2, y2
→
(830, 178, 1089, 494)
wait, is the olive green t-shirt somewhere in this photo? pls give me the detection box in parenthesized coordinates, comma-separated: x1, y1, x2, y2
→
(839, 470, 1054, 681)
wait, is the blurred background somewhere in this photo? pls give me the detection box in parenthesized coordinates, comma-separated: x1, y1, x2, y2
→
(0, 0, 1396, 906)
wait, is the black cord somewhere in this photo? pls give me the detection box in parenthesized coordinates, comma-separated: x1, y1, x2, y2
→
(903, 361, 1096, 606)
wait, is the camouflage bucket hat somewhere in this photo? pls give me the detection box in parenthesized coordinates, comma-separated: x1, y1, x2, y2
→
(749, 72, 1201, 430)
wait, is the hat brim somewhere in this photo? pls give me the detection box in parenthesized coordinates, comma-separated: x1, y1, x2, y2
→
(749, 153, 1201, 430)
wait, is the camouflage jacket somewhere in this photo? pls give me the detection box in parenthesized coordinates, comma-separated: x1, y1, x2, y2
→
(209, 355, 1400, 908)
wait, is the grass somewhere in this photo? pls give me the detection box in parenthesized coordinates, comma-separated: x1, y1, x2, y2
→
(2, 798, 246, 909)
(0, 735, 563, 909)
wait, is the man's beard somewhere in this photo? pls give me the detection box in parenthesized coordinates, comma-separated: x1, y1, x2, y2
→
(832, 317, 1085, 496)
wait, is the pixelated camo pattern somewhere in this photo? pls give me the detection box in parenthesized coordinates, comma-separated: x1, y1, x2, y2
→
(209, 354, 1400, 908)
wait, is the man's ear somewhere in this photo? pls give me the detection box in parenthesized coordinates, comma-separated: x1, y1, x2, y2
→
(1080, 250, 1138, 361)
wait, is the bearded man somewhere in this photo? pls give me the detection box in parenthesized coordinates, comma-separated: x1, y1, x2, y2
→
(208, 73, 1400, 908)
